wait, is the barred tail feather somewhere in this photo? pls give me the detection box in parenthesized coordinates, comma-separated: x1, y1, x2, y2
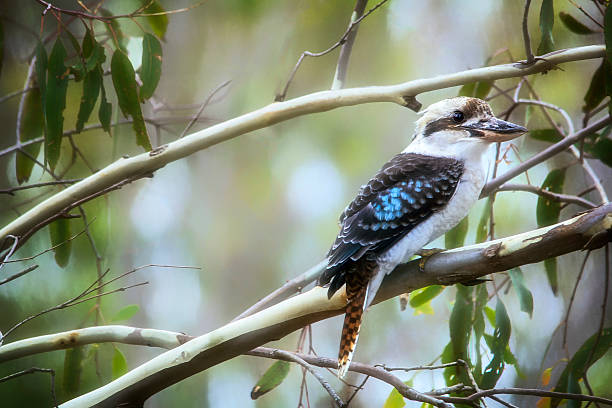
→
(337, 285, 367, 378)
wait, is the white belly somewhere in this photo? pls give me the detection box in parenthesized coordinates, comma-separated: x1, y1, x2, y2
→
(378, 160, 486, 267)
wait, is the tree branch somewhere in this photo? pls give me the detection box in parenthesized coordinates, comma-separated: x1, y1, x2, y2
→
(0, 45, 605, 252)
(53, 203, 611, 407)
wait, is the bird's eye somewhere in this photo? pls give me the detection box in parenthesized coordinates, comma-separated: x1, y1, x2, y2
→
(452, 111, 465, 123)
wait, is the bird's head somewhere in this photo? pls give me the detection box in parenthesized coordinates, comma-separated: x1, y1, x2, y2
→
(408, 97, 527, 158)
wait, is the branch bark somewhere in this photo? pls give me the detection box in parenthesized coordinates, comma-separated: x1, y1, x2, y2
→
(0, 45, 605, 251)
(52, 203, 611, 407)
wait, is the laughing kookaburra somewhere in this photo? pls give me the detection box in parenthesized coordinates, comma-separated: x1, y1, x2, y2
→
(318, 97, 527, 377)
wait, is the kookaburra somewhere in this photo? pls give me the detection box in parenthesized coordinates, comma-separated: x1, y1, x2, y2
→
(319, 97, 527, 377)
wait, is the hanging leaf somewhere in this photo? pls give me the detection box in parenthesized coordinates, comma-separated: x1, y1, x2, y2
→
(409, 285, 445, 309)
(541, 367, 553, 386)
(383, 380, 413, 408)
(75, 67, 102, 133)
(111, 50, 151, 150)
(445, 216, 468, 249)
(480, 299, 511, 389)
(447, 285, 474, 385)
(544, 258, 558, 296)
(49, 218, 72, 267)
(140, 1, 169, 40)
(583, 62, 606, 114)
(458, 81, 493, 99)
(458, 82, 476, 97)
(588, 137, 612, 167)
(112, 347, 128, 379)
(111, 304, 140, 322)
(472, 284, 489, 383)
(476, 199, 490, 243)
(529, 129, 563, 144)
(45, 39, 69, 171)
(536, 168, 566, 227)
(99, 82, 112, 134)
(139, 33, 163, 101)
(16, 88, 44, 184)
(551, 328, 612, 408)
(537, 0, 554, 55)
(63, 346, 85, 398)
(559, 12, 596, 35)
(250, 360, 290, 399)
(508, 267, 534, 317)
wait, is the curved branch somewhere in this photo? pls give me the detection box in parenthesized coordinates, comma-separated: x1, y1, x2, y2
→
(55, 204, 611, 407)
(0, 45, 605, 251)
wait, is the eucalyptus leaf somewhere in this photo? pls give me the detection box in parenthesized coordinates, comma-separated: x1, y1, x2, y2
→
(140, 33, 163, 101)
(112, 347, 128, 379)
(537, 0, 555, 55)
(250, 360, 290, 399)
(508, 267, 534, 317)
(45, 39, 69, 171)
(559, 12, 596, 35)
(16, 88, 44, 184)
(49, 218, 71, 267)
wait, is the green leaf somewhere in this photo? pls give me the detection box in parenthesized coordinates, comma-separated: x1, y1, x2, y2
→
(551, 328, 612, 408)
(111, 50, 151, 150)
(100, 9, 127, 51)
(98, 83, 112, 134)
(476, 199, 490, 243)
(529, 129, 563, 144)
(63, 346, 85, 398)
(445, 216, 468, 249)
(589, 137, 612, 167)
(112, 347, 128, 379)
(139, 33, 163, 101)
(250, 360, 290, 399)
(45, 39, 69, 171)
(473, 284, 489, 382)
(140, 1, 169, 40)
(75, 67, 102, 133)
(536, 168, 566, 227)
(448, 285, 474, 385)
(544, 257, 558, 296)
(111, 304, 140, 322)
(383, 387, 406, 408)
(409, 285, 445, 308)
(559, 12, 596, 35)
(16, 87, 44, 184)
(508, 267, 534, 317)
(537, 0, 555, 55)
(583, 62, 606, 114)
(458, 81, 493, 99)
(484, 306, 495, 326)
(383, 381, 413, 408)
(481, 299, 511, 389)
(49, 218, 71, 267)
(82, 29, 107, 72)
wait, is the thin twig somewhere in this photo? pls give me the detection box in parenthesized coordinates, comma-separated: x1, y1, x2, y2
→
(567, 0, 604, 29)
(522, 0, 535, 64)
(0, 179, 83, 195)
(495, 183, 596, 209)
(437, 387, 612, 406)
(271, 349, 345, 408)
(180, 80, 231, 138)
(330, 0, 368, 90)
(276, 0, 389, 101)
(562, 251, 592, 349)
(0, 265, 39, 286)
(0, 367, 57, 407)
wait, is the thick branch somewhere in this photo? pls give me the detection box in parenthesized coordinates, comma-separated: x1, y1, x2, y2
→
(56, 204, 611, 407)
(0, 45, 605, 251)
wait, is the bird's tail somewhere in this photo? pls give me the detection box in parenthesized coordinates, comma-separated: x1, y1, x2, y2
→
(337, 284, 367, 378)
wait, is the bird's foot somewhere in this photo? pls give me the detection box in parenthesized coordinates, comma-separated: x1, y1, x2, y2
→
(416, 248, 445, 271)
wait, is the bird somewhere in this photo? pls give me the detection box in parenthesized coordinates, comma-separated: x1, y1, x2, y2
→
(318, 97, 527, 377)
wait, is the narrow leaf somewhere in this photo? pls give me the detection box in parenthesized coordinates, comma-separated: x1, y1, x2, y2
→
(250, 360, 290, 399)
(45, 39, 69, 171)
(141, 1, 169, 40)
(541, 367, 552, 386)
(536, 168, 566, 227)
(100, 9, 127, 51)
(590, 136, 612, 167)
(75, 66, 101, 133)
(583, 62, 606, 114)
(529, 129, 563, 144)
(458, 82, 476, 97)
(474, 81, 493, 99)
(35, 41, 48, 108)
(111, 50, 151, 150)
(111, 304, 140, 322)
(82, 29, 106, 72)
(112, 347, 128, 379)
(139, 33, 163, 101)
(49, 218, 71, 267)
(544, 258, 558, 296)
(448, 285, 474, 385)
(559, 12, 596, 35)
(508, 267, 534, 317)
(481, 299, 511, 389)
(383, 387, 406, 408)
(537, 0, 555, 55)
(445, 216, 468, 249)
(409, 285, 445, 309)
(63, 346, 84, 398)
(98, 82, 112, 134)
(16, 88, 44, 183)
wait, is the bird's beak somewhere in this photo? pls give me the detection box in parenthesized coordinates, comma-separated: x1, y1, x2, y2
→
(460, 117, 527, 143)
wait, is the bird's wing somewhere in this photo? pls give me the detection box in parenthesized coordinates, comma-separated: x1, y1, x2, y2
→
(325, 153, 464, 271)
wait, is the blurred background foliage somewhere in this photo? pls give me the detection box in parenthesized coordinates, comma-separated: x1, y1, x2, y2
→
(0, 0, 610, 407)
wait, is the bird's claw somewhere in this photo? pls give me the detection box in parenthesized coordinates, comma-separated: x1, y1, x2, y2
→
(416, 248, 445, 271)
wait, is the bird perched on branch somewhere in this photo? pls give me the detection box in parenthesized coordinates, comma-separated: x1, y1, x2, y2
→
(319, 97, 527, 377)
